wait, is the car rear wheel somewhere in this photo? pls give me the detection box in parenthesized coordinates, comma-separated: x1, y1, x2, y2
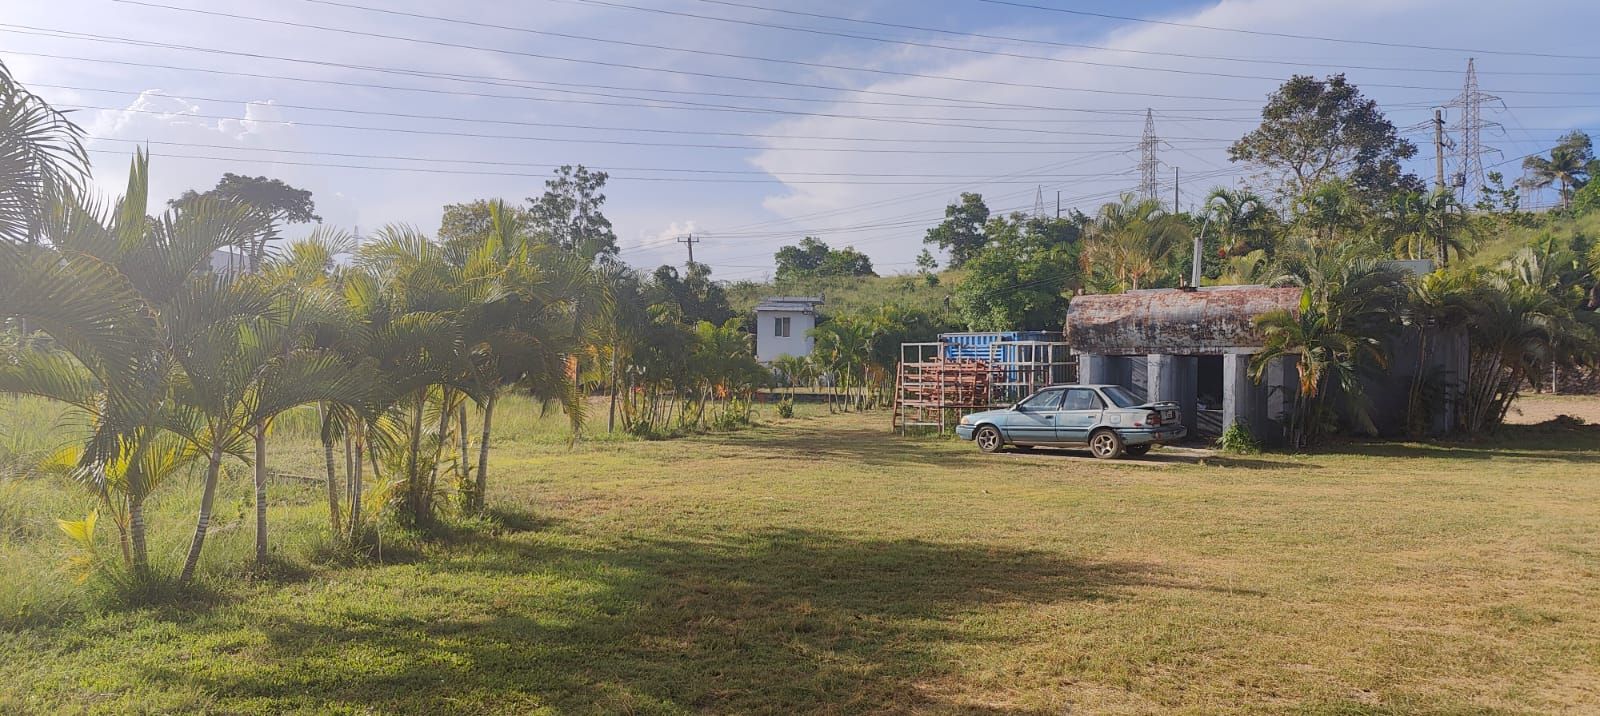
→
(1089, 429, 1125, 459)
(974, 426, 1004, 453)
(1125, 445, 1150, 457)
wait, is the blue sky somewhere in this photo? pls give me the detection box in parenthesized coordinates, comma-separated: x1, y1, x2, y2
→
(4, 0, 1597, 279)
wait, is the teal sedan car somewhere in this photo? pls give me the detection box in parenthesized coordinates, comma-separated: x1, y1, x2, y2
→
(954, 384, 1185, 459)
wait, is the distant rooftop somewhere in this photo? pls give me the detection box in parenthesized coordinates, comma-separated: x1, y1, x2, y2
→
(755, 296, 824, 311)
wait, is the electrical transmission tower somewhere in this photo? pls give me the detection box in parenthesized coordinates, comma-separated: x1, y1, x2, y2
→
(1445, 58, 1502, 205)
(1138, 109, 1161, 201)
(1032, 185, 1046, 219)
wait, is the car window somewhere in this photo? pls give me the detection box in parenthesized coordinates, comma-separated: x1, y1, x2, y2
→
(1063, 388, 1103, 411)
(1100, 385, 1141, 408)
(1017, 390, 1063, 410)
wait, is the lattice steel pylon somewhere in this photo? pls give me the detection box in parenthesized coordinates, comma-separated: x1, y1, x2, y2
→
(1138, 108, 1160, 201)
(1032, 185, 1046, 219)
(1445, 58, 1502, 206)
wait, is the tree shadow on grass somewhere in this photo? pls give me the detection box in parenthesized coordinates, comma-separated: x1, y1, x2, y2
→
(1321, 421, 1600, 465)
(142, 528, 1172, 714)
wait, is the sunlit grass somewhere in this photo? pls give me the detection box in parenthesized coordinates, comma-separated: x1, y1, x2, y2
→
(2, 398, 1597, 713)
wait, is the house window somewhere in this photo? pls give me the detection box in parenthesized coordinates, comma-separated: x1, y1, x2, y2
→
(773, 316, 791, 337)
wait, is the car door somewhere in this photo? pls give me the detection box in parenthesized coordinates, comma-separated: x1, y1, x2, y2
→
(1055, 388, 1105, 444)
(1006, 389, 1063, 444)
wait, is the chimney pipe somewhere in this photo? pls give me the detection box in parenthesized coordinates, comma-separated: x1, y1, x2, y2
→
(1190, 217, 1210, 288)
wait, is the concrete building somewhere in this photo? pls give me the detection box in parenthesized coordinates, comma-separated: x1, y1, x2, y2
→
(1065, 286, 1303, 441)
(754, 296, 823, 363)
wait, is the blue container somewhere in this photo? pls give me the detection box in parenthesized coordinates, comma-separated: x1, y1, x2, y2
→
(938, 331, 1058, 362)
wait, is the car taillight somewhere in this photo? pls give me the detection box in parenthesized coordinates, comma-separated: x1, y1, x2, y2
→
(1146, 411, 1162, 427)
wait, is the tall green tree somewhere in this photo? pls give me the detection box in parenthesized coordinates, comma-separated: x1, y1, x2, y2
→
(923, 192, 990, 267)
(1520, 130, 1593, 209)
(1230, 74, 1421, 204)
(955, 213, 1079, 330)
(528, 165, 617, 262)
(773, 237, 876, 281)
(171, 173, 320, 271)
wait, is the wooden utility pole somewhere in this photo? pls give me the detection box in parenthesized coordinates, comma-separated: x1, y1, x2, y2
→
(677, 234, 699, 266)
(1433, 108, 1447, 190)
(1055, 190, 1061, 218)
(1173, 167, 1180, 213)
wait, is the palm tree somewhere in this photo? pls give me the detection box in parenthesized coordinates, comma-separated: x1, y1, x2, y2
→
(0, 60, 88, 244)
(1293, 179, 1364, 245)
(1205, 188, 1277, 258)
(1079, 194, 1189, 292)
(1521, 132, 1593, 209)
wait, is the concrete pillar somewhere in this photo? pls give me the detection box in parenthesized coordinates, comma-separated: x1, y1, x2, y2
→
(1079, 354, 1109, 385)
(1147, 354, 1178, 402)
(1222, 352, 1251, 435)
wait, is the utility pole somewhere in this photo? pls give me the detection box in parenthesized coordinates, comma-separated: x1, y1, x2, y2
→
(1173, 166, 1180, 213)
(1433, 108, 1446, 191)
(677, 233, 699, 266)
(1055, 190, 1061, 218)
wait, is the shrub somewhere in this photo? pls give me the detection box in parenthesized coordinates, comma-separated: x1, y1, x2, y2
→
(1217, 422, 1263, 455)
(776, 399, 795, 419)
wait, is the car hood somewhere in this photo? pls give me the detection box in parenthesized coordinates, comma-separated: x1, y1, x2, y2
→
(962, 409, 1011, 424)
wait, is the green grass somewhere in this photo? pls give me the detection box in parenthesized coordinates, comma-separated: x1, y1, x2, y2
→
(3, 401, 1600, 713)
(727, 271, 959, 320)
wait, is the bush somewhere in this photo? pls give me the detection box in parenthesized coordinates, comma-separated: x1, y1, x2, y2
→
(1217, 422, 1263, 455)
(776, 399, 795, 419)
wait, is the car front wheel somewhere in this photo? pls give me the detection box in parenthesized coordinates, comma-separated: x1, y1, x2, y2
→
(974, 426, 1004, 453)
(1089, 429, 1125, 459)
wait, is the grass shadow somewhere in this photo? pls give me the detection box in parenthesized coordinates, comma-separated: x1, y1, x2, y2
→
(143, 527, 1169, 713)
(1323, 420, 1600, 464)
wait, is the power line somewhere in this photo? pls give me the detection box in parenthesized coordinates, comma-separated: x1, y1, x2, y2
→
(513, 0, 1600, 89)
(972, 0, 1600, 61)
(82, 137, 1179, 179)
(99, 2, 1289, 103)
(62, 102, 1240, 154)
(32, 83, 1239, 143)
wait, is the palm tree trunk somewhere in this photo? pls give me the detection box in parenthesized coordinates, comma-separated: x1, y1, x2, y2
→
(253, 424, 270, 563)
(128, 493, 148, 574)
(350, 422, 364, 539)
(475, 392, 497, 513)
(608, 349, 619, 433)
(457, 401, 470, 488)
(180, 440, 227, 585)
(406, 389, 426, 526)
(323, 426, 342, 538)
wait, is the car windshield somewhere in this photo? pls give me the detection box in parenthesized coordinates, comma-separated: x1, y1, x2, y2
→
(1099, 385, 1142, 408)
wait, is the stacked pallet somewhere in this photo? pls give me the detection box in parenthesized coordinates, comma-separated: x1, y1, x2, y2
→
(892, 358, 1000, 432)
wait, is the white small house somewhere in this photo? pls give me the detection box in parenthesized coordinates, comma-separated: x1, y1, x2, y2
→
(754, 296, 823, 363)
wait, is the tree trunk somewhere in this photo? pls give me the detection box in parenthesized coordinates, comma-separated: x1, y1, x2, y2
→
(406, 389, 426, 526)
(128, 493, 148, 574)
(323, 424, 342, 538)
(350, 423, 364, 539)
(457, 401, 470, 487)
(180, 440, 227, 585)
(608, 349, 619, 433)
(254, 424, 269, 563)
(475, 393, 496, 513)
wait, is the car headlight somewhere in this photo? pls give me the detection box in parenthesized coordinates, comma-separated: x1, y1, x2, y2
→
(959, 415, 973, 425)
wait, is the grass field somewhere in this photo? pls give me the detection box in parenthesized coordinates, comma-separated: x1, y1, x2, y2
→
(2, 396, 1599, 714)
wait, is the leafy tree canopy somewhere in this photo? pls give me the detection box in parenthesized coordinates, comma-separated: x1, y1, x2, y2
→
(647, 262, 734, 326)
(773, 236, 876, 282)
(527, 164, 617, 262)
(1229, 74, 1421, 204)
(953, 213, 1080, 331)
(923, 192, 990, 267)
(171, 173, 320, 225)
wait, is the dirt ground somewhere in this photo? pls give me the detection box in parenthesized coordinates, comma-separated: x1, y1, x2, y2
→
(1504, 393, 1600, 424)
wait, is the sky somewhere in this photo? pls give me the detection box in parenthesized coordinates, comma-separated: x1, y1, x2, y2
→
(4, 0, 1598, 280)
